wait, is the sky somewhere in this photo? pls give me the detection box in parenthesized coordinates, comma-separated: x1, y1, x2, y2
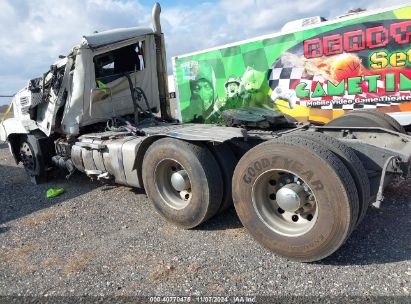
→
(0, 0, 408, 105)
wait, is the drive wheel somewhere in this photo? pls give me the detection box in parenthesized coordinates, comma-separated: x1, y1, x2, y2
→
(283, 131, 370, 228)
(232, 136, 359, 262)
(142, 138, 223, 229)
(208, 143, 237, 213)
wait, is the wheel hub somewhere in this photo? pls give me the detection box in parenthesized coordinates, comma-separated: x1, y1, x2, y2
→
(20, 142, 35, 171)
(276, 183, 307, 212)
(251, 169, 318, 237)
(155, 159, 192, 210)
(171, 170, 191, 192)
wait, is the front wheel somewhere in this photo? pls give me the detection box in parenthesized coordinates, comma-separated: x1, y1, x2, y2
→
(19, 133, 48, 184)
(232, 136, 359, 262)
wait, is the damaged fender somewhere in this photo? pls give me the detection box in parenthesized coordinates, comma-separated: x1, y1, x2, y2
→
(0, 118, 40, 143)
(0, 118, 40, 163)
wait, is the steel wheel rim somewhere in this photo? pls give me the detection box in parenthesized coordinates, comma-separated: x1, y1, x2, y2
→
(252, 169, 318, 237)
(20, 142, 36, 172)
(154, 158, 192, 210)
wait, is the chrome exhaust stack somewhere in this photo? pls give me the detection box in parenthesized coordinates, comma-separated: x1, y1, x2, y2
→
(152, 2, 162, 35)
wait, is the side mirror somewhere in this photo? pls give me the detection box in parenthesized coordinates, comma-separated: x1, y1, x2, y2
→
(89, 87, 112, 117)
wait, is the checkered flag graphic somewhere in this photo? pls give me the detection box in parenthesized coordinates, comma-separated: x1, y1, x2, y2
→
(268, 58, 314, 90)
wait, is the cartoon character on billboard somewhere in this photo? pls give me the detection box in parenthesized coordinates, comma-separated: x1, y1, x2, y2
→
(219, 69, 272, 112)
(240, 67, 271, 108)
(222, 76, 242, 109)
(225, 77, 241, 98)
(181, 62, 219, 123)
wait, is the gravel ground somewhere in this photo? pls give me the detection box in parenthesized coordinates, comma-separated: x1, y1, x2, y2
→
(0, 142, 410, 299)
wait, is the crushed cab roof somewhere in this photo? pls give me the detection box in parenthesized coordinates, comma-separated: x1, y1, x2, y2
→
(82, 27, 154, 48)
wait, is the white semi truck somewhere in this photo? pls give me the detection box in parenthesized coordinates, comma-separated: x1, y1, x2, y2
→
(1, 3, 411, 262)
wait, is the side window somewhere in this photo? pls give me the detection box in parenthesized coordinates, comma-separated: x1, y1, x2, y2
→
(135, 41, 145, 71)
(94, 41, 145, 85)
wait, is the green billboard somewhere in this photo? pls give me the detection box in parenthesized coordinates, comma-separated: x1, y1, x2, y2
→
(173, 5, 411, 124)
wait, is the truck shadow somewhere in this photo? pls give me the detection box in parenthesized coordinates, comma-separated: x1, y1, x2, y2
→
(197, 207, 243, 231)
(0, 226, 10, 234)
(0, 163, 101, 227)
(316, 183, 410, 266)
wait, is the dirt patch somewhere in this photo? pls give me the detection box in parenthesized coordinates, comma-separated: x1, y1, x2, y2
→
(62, 253, 95, 275)
(206, 283, 225, 294)
(123, 253, 151, 267)
(22, 210, 60, 226)
(159, 223, 179, 236)
(1, 245, 38, 275)
(3, 245, 37, 262)
(187, 261, 202, 273)
(223, 228, 247, 238)
(42, 257, 66, 268)
(149, 264, 175, 281)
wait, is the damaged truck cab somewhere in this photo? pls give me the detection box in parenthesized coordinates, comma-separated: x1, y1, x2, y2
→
(1, 3, 411, 262)
(2, 4, 165, 139)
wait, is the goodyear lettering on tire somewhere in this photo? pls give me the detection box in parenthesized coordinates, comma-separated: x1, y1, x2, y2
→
(242, 156, 324, 191)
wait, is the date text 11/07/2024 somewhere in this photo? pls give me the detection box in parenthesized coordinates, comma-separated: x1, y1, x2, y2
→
(149, 296, 257, 303)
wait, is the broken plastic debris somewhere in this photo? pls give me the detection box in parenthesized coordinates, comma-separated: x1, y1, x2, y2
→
(46, 188, 65, 199)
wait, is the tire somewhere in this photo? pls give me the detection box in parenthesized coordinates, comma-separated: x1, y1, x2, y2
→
(232, 136, 359, 262)
(19, 132, 49, 184)
(327, 111, 394, 130)
(283, 131, 370, 228)
(352, 109, 405, 133)
(142, 138, 223, 229)
(208, 143, 237, 213)
(227, 138, 262, 161)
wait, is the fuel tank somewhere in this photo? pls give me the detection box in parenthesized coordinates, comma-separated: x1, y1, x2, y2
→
(71, 131, 146, 187)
